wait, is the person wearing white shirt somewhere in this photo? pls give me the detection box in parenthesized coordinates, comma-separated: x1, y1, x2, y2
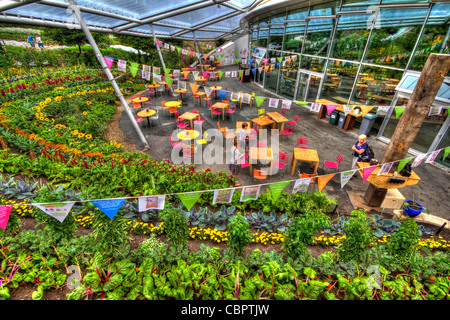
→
(36, 35, 44, 49)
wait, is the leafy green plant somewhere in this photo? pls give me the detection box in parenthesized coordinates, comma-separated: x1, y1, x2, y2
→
(159, 207, 189, 251)
(387, 218, 420, 263)
(227, 212, 251, 256)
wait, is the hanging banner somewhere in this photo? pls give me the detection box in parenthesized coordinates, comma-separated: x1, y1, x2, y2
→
(176, 47, 182, 54)
(173, 69, 180, 79)
(238, 70, 244, 79)
(164, 68, 171, 76)
(240, 186, 261, 202)
(212, 189, 235, 205)
(192, 71, 200, 78)
(343, 105, 354, 116)
(153, 66, 160, 74)
(362, 166, 378, 183)
(268, 98, 279, 108)
(117, 59, 127, 72)
(397, 157, 413, 173)
(395, 106, 406, 118)
(281, 100, 292, 110)
(425, 150, 440, 164)
(153, 73, 161, 83)
(90, 198, 126, 220)
(170, 45, 175, 51)
(205, 86, 213, 98)
(377, 162, 394, 176)
(263, 58, 269, 65)
(129, 62, 139, 78)
(178, 192, 202, 211)
(318, 174, 335, 192)
(249, 59, 254, 65)
(310, 103, 321, 112)
(269, 181, 290, 201)
(235, 59, 241, 64)
(178, 81, 187, 91)
(202, 71, 209, 79)
(326, 104, 338, 115)
(218, 90, 228, 100)
(292, 178, 311, 194)
(138, 195, 166, 212)
(340, 170, 356, 189)
(376, 106, 390, 116)
(271, 58, 276, 64)
(189, 83, 200, 95)
(225, 71, 231, 78)
(251, 68, 257, 75)
(443, 147, 450, 161)
(254, 96, 266, 107)
(412, 153, 427, 167)
(182, 71, 190, 79)
(157, 40, 162, 47)
(181, 49, 188, 55)
(218, 71, 224, 79)
(231, 71, 237, 77)
(360, 106, 374, 117)
(164, 43, 170, 49)
(0, 205, 13, 230)
(104, 56, 114, 69)
(32, 201, 76, 223)
(165, 77, 174, 88)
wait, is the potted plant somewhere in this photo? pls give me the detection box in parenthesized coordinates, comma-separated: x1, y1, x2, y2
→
(402, 200, 424, 218)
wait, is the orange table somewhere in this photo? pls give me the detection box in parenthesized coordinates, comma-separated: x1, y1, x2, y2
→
(266, 112, 289, 132)
(178, 112, 200, 128)
(165, 101, 181, 108)
(132, 97, 148, 108)
(250, 117, 274, 138)
(210, 102, 229, 121)
(196, 77, 207, 85)
(137, 109, 156, 127)
(174, 88, 188, 104)
(249, 147, 273, 175)
(147, 84, 160, 89)
(290, 148, 319, 176)
(196, 92, 206, 106)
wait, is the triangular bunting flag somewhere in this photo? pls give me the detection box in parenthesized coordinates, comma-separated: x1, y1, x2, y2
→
(202, 71, 209, 79)
(343, 105, 355, 116)
(263, 58, 269, 64)
(129, 62, 139, 78)
(235, 59, 240, 64)
(249, 59, 254, 65)
(103, 56, 114, 69)
(157, 40, 162, 47)
(340, 170, 356, 189)
(318, 174, 335, 192)
(218, 90, 228, 100)
(412, 154, 427, 167)
(176, 47, 182, 54)
(192, 71, 199, 78)
(277, 57, 283, 63)
(395, 106, 406, 118)
(254, 96, 266, 107)
(362, 166, 378, 183)
(269, 181, 290, 201)
(218, 71, 224, 79)
(238, 70, 244, 78)
(295, 101, 309, 106)
(90, 199, 126, 220)
(292, 178, 311, 193)
(164, 68, 171, 76)
(205, 86, 213, 98)
(182, 71, 190, 79)
(360, 106, 374, 117)
(326, 104, 338, 115)
(178, 192, 202, 211)
(251, 68, 256, 75)
(32, 201, 76, 223)
(189, 83, 200, 95)
(397, 157, 413, 173)
(165, 77, 174, 88)
(425, 150, 441, 164)
(0, 205, 13, 230)
(443, 147, 450, 161)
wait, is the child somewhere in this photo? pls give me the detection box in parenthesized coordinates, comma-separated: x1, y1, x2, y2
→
(230, 138, 244, 187)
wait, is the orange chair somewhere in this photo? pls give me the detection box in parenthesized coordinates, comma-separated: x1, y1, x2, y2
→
(217, 121, 228, 133)
(298, 172, 318, 183)
(223, 128, 235, 140)
(254, 169, 268, 181)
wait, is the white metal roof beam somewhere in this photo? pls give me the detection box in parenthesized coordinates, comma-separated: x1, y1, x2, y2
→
(0, 0, 40, 12)
(171, 11, 242, 37)
(113, 0, 232, 32)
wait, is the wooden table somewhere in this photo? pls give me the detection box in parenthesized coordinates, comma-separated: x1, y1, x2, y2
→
(315, 98, 362, 131)
(196, 92, 206, 106)
(196, 77, 207, 85)
(250, 117, 274, 138)
(290, 148, 319, 176)
(266, 112, 289, 132)
(210, 102, 229, 121)
(147, 84, 160, 88)
(235, 121, 252, 135)
(137, 109, 156, 127)
(356, 162, 420, 190)
(178, 112, 200, 128)
(132, 97, 148, 105)
(249, 147, 273, 175)
(174, 88, 187, 104)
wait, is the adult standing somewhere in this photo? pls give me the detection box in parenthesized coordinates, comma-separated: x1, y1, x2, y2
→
(26, 33, 35, 49)
(351, 134, 367, 171)
(35, 34, 44, 49)
(230, 138, 245, 187)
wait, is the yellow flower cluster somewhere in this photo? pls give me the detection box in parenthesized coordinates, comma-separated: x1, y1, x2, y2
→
(251, 231, 284, 245)
(313, 234, 346, 246)
(74, 215, 94, 228)
(127, 221, 165, 235)
(189, 227, 228, 243)
(0, 199, 36, 217)
(418, 237, 448, 250)
(109, 140, 124, 149)
(53, 87, 65, 91)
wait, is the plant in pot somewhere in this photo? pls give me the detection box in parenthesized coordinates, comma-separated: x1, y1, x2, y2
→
(402, 200, 424, 217)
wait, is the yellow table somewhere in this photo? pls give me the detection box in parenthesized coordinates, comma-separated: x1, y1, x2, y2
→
(290, 148, 319, 176)
(356, 162, 420, 189)
(196, 92, 206, 106)
(196, 77, 207, 85)
(249, 147, 273, 175)
(177, 130, 200, 158)
(174, 88, 188, 104)
(147, 84, 160, 89)
(250, 117, 274, 138)
(210, 102, 229, 121)
(132, 97, 148, 103)
(178, 112, 200, 128)
(165, 101, 181, 108)
(137, 109, 156, 127)
(266, 112, 289, 132)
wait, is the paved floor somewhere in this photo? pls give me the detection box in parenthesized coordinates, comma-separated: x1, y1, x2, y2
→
(120, 65, 450, 220)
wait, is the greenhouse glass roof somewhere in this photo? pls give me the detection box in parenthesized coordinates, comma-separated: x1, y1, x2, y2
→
(0, 0, 264, 40)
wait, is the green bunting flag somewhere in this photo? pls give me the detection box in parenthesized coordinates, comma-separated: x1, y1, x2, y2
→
(129, 62, 139, 78)
(254, 96, 266, 107)
(238, 70, 244, 78)
(397, 157, 413, 173)
(176, 47, 182, 54)
(443, 147, 450, 161)
(165, 77, 174, 88)
(178, 192, 202, 211)
(277, 57, 283, 63)
(164, 68, 171, 76)
(218, 71, 224, 79)
(295, 101, 308, 106)
(235, 59, 240, 64)
(395, 106, 405, 118)
(269, 181, 290, 201)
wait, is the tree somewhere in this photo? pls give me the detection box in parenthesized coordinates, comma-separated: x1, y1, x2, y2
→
(44, 27, 110, 53)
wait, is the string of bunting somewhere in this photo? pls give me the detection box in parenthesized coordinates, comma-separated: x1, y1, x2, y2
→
(0, 148, 448, 228)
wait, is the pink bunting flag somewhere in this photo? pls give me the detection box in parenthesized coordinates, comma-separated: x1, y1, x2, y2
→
(362, 165, 378, 183)
(157, 40, 162, 47)
(202, 71, 209, 79)
(263, 58, 269, 64)
(219, 48, 222, 52)
(190, 51, 194, 57)
(326, 104, 338, 115)
(0, 205, 13, 230)
(103, 56, 114, 69)
(243, 50, 247, 55)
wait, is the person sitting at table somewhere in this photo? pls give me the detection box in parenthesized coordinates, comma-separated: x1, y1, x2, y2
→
(351, 134, 368, 174)
(230, 138, 245, 187)
(239, 122, 249, 152)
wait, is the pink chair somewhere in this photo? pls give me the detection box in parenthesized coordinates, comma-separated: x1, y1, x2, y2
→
(323, 154, 343, 172)
(281, 108, 286, 115)
(287, 115, 299, 126)
(226, 105, 236, 120)
(212, 107, 222, 120)
(192, 110, 199, 114)
(170, 136, 182, 148)
(296, 138, 307, 146)
(177, 119, 188, 130)
(273, 152, 289, 170)
(148, 88, 156, 97)
(194, 114, 204, 125)
(240, 159, 250, 168)
(134, 115, 144, 126)
(280, 127, 293, 140)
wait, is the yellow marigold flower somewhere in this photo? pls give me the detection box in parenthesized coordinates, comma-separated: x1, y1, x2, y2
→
(83, 111, 88, 115)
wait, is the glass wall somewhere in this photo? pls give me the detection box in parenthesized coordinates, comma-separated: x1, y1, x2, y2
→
(320, 60, 359, 103)
(303, 18, 335, 56)
(300, 55, 326, 73)
(279, 54, 299, 99)
(283, 22, 306, 52)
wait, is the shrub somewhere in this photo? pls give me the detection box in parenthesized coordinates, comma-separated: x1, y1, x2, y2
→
(159, 208, 189, 251)
(227, 212, 251, 256)
(387, 218, 420, 262)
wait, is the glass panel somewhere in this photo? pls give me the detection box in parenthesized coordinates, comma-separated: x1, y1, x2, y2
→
(300, 56, 326, 72)
(284, 22, 306, 52)
(306, 75, 323, 102)
(304, 18, 335, 56)
(364, 8, 429, 68)
(331, 14, 371, 61)
(258, 28, 268, 47)
(398, 75, 450, 101)
(264, 62, 280, 93)
(409, 3, 450, 73)
(271, 13, 286, 23)
(309, 1, 339, 16)
(160, 6, 235, 28)
(287, 7, 308, 20)
(252, 29, 258, 46)
(382, 98, 449, 153)
(268, 26, 284, 51)
(381, 0, 428, 4)
(435, 126, 450, 168)
(340, 0, 379, 12)
(279, 54, 300, 99)
(320, 60, 359, 104)
(351, 65, 403, 105)
(296, 73, 309, 101)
